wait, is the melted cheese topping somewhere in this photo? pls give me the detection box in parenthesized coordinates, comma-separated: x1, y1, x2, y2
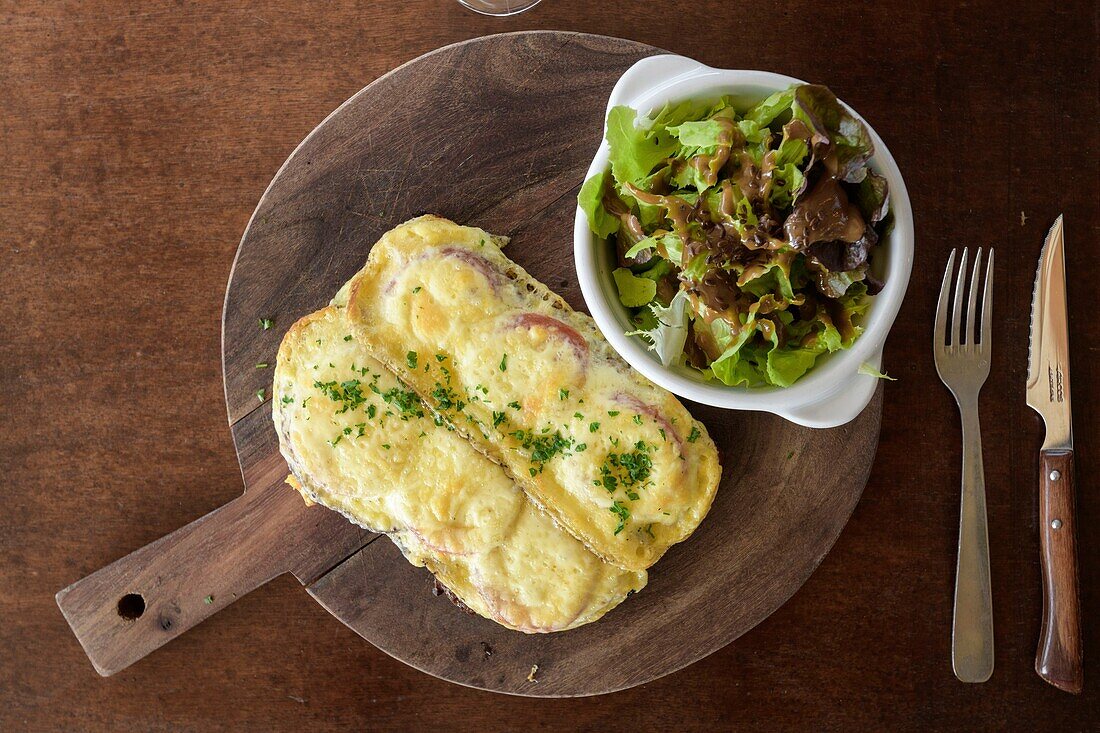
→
(273, 305, 645, 632)
(345, 216, 722, 571)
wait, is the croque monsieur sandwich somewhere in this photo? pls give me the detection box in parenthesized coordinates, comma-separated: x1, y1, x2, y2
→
(273, 216, 720, 632)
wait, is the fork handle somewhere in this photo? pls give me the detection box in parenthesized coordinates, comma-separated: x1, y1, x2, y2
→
(952, 400, 994, 682)
(1036, 449, 1083, 693)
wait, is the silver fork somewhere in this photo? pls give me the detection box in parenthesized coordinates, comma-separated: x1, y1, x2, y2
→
(934, 247, 995, 683)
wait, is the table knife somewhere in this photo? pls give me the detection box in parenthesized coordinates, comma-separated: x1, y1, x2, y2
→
(1026, 215, 1083, 694)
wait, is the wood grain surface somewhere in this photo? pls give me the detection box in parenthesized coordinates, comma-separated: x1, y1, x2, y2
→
(2, 0, 1097, 729)
(1036, 449, 1083, 693)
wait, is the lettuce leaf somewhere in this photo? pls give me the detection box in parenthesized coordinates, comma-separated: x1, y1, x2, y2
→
(578, 171, 619, 238)
(650, 97, 733, 129)
(738, 260, 796, 301)
(682, 252, 710, 280)
(624, 235, 657, 260)
(765, 344, 822, 387)
(628, 290, 691, 367)
(858, 363, 896, 380)
(637, 257, 674, 283)
(671, 162, 713, 193)
(791, 85, 875, 183)
(710, 346, 764, 387)
(612, 267, 658, 307)
(744, 89, 795, 127)
(769, 162, 805, 210)
(606, 106, 680, 187)
(667, 119, 726, 148)
(856, 170, 890, 224)
(660, 233, 684, 266)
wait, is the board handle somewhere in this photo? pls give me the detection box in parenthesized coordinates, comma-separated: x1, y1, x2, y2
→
(56, 482, 309, 676)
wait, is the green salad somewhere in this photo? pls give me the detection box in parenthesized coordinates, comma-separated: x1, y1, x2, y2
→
(579, 84, 890, 388)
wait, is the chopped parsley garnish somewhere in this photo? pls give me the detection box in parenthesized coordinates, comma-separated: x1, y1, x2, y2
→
(508, 401, 522, 410)
(607, 410, 620, 417)
(597, 443, 653, 515)
(575, 443, 587, 452)
(633, 415, 643, 425)
(406, 351, 418, 369)
(499, 354, 508, 372)
(381, 386, 424, 419)
(255, 362, 269, 369)
(366, 404, 376, 419)
(203, 595, 214, 604)
(574, 412, 584, 419)
(431, 382, 462, 411)
(328, 434, 343, 447)
(256, 388, 266, 402)
(343, 335, 353, 342)
(492, 411, 507, 427)
(381, 443, 391, 450)
(412, 286, 422, 293)
(355, 423, 366, 436)
(435, 353, 447, 362)
(281, 395, 294, 404)
(259, 317, 274, 330)
(510, 428, 574, 473)
(598, 464, 618, 493)
(610, 500, 630, 535)
(687, 426, 701, 443)
(589, 422, 600, 433)
(314, 379, 367, 413)
(617, 447, 652, 484)
(559, 388, 569, 400)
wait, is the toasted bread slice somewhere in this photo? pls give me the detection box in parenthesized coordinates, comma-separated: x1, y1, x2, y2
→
(345, 216, 721, 571)
(273, 304, 645, 632)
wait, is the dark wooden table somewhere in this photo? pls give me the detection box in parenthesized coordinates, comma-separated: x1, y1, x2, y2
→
(2, 1, 1096, 730)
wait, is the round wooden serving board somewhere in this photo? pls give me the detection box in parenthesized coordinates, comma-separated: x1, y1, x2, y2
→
(56, 31, 882, 697)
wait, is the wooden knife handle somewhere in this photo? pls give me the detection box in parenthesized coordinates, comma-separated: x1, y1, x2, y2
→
(55, 482, 309, 676)
(1036, 449, 1083, 693)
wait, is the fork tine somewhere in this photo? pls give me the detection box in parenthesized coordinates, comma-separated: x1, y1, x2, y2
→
(935, 249, 957, 349)
(965, 248, 983, 347)
(980, 249, 994, 350)
(951, 248, 969, 347)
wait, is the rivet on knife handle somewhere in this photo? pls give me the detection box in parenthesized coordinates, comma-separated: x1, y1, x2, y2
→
(1036, 448, 1083, 694)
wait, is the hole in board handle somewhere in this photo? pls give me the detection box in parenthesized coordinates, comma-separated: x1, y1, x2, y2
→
(117, 593, 145, 620)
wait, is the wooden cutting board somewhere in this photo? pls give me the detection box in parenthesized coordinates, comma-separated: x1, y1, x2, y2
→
(56, 31, 882, 697)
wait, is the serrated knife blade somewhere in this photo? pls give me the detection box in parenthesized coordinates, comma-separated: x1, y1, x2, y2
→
(1026, 215, 1072, 449)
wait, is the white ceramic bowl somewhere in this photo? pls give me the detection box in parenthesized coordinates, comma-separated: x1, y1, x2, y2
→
(574, 55, 914, 428)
